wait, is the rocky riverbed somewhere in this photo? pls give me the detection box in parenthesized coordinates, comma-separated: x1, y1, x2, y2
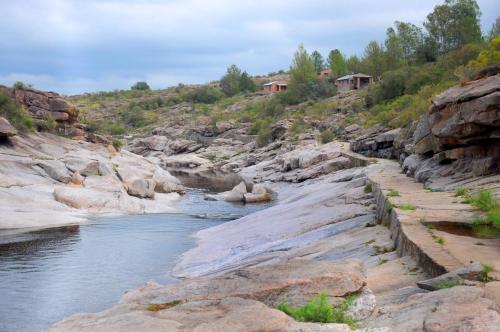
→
(1, 71, 499, 330)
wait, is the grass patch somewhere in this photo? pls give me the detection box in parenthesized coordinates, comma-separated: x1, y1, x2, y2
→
(387, 190, 399, 197)
(469, 189, 498, 212)
(112, 139, 124, 151)
(147, 300, 182, 312)
(386, 202, 394, 213)
(454, 187, 470, 197)
(425, 187, 444, 192)
(398, 204, 416, 211)
(432, 235, 445, 245)
(471, 218, 500, 239)
(377, 258, 388, 265)
(364, 183, 372, 193)
(435, 279, 465, 289)
(277, 293, 357, 328)
(319, 129, 334, 144)
(479, 263, 494, 282)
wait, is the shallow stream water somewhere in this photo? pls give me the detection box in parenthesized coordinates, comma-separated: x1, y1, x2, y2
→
(0, 189, 270, 332)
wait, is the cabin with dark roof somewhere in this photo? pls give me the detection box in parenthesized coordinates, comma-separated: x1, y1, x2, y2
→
(335, 73, 373, 92)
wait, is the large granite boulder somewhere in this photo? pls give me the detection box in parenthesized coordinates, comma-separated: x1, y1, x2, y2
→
(0, 117, 17, 138)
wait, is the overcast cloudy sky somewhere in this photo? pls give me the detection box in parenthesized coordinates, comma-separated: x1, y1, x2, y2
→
(0, 0, 498, 95)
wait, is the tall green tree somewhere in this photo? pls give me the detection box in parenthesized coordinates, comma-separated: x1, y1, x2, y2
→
(487, 17, 500, 41)
(384, 27, 405, 69)
(327, 49, 347, 77)
(289, 44, 317, 85)
(394, 21, 424, 64)
(424, 0, 482, 55)
(346, 55, 363, 73)
(311, 50, 325, 73)
(239, 71, 256, 92)
(284, 44, 318, 103)
(362, 41, 387, 78)
(220, 64, 242, 96)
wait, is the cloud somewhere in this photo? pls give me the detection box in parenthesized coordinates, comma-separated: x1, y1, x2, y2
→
(0, 0, 498, 94)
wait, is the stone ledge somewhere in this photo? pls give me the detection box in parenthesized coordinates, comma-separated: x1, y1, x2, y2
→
(368, 160, 500, 278)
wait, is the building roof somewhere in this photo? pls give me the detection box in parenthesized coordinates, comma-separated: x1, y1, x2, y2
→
(263, 80, 288, 86)
(336, 73, 372, 81)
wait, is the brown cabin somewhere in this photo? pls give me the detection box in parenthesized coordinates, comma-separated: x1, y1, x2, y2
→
(263, 80, 288, 93)
(335, 73, 373, 92)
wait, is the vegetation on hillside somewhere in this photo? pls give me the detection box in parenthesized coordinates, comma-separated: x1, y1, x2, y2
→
(0, 91, 33, 131)
(68, 0, 498, 146)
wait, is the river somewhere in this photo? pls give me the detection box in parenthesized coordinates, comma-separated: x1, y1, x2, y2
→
(0, 189, 270, 332)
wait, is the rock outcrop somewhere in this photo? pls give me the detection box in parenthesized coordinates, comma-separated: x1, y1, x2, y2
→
(0, 132, 184, 229)
(410, 73, 500, 181)
(351, 125, 401, 159)
(13, 87, 83, 138)
(0, 116, 17, 138)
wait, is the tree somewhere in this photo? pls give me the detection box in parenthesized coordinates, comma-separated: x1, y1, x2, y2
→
(346, 55, 363, 73)
(283, 44, 318, 104)
(424, 0, 482, 55)
(327, 49, 347, 77)
(239, 71, 256, 92)
(131, 81, 150, 90)
(289, 44, 317, 85)
(220, 64, 242, 96)
(362, 41, 387, 78)
(384, 27, 405, 70)
(487, 17, 500, 41)
(311, 50, 325, 73)
(394, 21, 424, 64)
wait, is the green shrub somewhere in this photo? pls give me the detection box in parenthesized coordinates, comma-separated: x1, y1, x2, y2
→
(469, 189, 498, 212)
(454, 187, 470, 197)
(185, 86, 224, 104)
(319, 129, 334, 144)
(387, 190, 399, 197)
(13, 81, 26, 89)
(112, 139, 124, 151)
(364, 183, 373, 193)
(436, 279, 465, 289)
(479, 263, 494, 282)
(256, 127, 273, 147)
(0, 91, 33, 131)
(277, 293, 356, 328)
(399, 204, 416, 211)
(131, 81, 150, 90)
(104, 124, 127, 135)
(487, 209, 500, 228)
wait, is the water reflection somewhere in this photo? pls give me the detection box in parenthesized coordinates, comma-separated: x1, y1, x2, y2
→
(0, 190, 271, 332)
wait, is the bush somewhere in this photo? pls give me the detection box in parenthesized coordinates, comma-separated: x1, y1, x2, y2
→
(319, 129, 334, 143)
(13, 81, 26, 89)
(104, 124, 127, 135)
(277, 293, 356, 327)
(131, 81, 150, 91)
(469, 189, 498, 212)
(0, 92, 33, 131)
(112, 139, 124, 151)
(479, 263, 494, 282)
(185, 86, 224, 104)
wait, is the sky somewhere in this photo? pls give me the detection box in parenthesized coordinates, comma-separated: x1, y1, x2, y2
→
(0, 0, 498, 95)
